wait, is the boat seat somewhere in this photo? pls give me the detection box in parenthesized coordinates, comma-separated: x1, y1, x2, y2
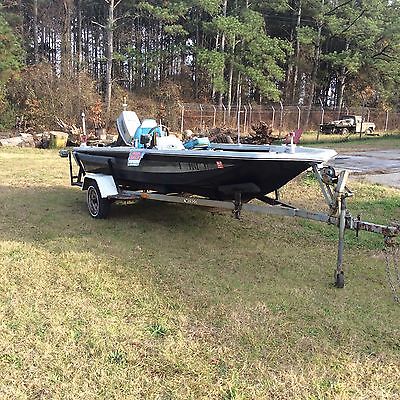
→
(156, 135, 185, 150)
(184, 137, 210, 150)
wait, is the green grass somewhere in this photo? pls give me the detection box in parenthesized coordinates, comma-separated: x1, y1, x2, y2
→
(0, 147, 399, 399)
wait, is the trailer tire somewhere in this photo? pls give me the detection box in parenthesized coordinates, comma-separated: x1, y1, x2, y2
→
(87, 181, 111, 219)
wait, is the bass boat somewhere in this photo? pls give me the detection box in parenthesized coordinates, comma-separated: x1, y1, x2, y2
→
(72, 111, 337, 202)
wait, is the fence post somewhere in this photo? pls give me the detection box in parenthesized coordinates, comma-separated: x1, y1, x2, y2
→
(271, 105, 276, 129)
(199, 104, 203, 131)
(222, 104, 226, 126)
(297, 106, 301, 130)
(279, 101, 284, 136)
(180, 104, 185, 133)
(360, 95, 365, 139)
(248, 104, 252, 130)
(243, 105, 248, 134)
(212, 105, 217, 128)
(385, 110, 389, 132)
(318, 99, 324, 141)
(237, 104, 241, 140)
(237, 110, 241, 144)
(81, 112, 86, 136)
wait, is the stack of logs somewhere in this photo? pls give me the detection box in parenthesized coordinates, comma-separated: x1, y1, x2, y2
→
(243, 122, 280, 144)
(0, 117, 82, 148)
(55, 118, 83, 145)
(205, 121, 280, 145)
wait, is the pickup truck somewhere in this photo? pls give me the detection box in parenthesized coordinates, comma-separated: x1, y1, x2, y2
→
(320, 115, 375, 135)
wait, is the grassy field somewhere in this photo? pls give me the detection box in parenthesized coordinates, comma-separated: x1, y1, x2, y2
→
(0, 147, 399, 399)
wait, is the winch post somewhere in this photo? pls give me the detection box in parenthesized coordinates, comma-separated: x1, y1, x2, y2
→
(312, 164, 334, 209)
(333, 171, 350, 288)
(233, 192, 242, 219)
(335, 195, 347, 288)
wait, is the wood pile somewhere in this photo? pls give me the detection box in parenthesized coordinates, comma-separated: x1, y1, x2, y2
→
(202, 122, 280, 145)
(56, 118, 83, 145)
(207, 127, 235, 143)
(241, 122, 280, 145)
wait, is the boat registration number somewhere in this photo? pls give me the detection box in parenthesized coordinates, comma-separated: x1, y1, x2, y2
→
(127, 150, 144, 167)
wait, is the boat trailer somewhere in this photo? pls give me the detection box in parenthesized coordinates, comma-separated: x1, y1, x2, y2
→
(62, 151, 399, 297)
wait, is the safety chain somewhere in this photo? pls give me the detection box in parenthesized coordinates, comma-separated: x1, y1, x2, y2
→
(384, 236, 400, 303)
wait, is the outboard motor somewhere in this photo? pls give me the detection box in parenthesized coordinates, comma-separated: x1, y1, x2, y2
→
(116, 111, 141, 145)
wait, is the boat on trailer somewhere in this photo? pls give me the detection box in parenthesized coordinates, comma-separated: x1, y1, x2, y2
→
(72, 110, 337, 202)
(60, 110, 399, 292)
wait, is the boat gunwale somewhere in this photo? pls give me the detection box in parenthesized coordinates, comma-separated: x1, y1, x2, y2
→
(73, 146, 337, 163)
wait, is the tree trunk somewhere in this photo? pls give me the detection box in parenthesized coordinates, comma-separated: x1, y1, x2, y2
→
(33, 0, 39, 63)
(227, 62, 234, 117)
(212, 33, 220, 101)
(61, 0, 73, 77)
(76, 0, 83, 70)
(305, 0, 324, 129)
(194, 8, 200, 98)
(284, 0, 296, 102)
(227, 36, 236, 117)
(135, 17, 142, 89)
(105, 0, 115, 125)
(291, 0, 302, 103)
(337, 42, 349, 112)
(218, 0, 228, 107)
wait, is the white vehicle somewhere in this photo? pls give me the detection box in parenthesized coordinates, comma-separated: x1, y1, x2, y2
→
(320, 115, 375, 135)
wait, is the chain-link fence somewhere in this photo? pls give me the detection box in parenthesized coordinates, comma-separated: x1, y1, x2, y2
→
(179, 103, 400, 135)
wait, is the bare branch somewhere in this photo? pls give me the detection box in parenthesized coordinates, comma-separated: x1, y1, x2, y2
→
(115, 0, 124, 9)
(114, 15, 128, 23)
(324, 0, 353, 16)
(372, 44, 391, 59)
(340, 10, 365, 34)
(92, 20, 106, 29)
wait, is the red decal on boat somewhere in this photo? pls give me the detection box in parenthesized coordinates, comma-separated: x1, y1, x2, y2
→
(216, 161, 224, 169)
(129, 151, 143, 160)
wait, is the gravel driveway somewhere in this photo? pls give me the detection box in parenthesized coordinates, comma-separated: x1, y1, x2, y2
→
(330, 149, 400, 189)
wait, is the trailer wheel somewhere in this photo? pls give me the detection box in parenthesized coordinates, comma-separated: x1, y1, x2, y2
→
(87, 182, 111, 219)
(335, 271, 345, 289)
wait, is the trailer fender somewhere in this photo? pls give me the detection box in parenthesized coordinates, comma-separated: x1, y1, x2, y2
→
(82, 174, 118, 198)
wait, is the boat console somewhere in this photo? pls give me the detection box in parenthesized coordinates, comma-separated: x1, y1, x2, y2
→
(116, 111, 167, 148)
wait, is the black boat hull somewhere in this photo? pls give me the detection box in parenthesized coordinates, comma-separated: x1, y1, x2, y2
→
(74, 148, 313, 201)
